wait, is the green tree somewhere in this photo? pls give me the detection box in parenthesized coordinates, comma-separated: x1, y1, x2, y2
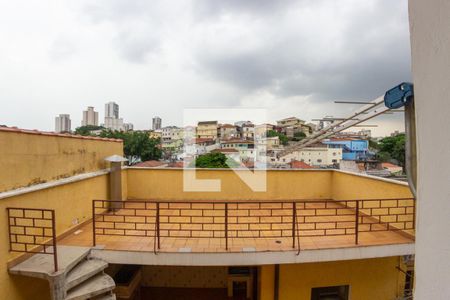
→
(100, 130, 162, 164)
(376, 134, 405, 167)
(292, 131, 306, 141)
(368, 138, 379, 150)
(267, 130, 289, 146)
(192, 152, 240, 168)
(74, 125, 104, 136)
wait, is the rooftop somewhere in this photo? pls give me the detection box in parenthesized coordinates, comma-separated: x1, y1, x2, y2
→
(134, 160, 167, 168)
(290, 160, 314, 169)
(59, 198, 414, 254)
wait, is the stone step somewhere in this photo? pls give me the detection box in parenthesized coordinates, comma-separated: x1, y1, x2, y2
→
(9, 246, 91, 279)
(91, 293, 116, 300)
(66, 259, 108, 291)
(65, 274, 115, 300)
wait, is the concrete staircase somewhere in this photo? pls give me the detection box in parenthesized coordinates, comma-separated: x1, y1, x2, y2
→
(9, 246, 116, 300)
(64, 257, 115, 300)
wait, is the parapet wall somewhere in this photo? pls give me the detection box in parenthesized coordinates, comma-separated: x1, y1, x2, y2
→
(0, 128, 123, 193)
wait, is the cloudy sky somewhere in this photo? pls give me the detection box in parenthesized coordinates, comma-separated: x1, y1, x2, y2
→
(0, 0, 411, 136)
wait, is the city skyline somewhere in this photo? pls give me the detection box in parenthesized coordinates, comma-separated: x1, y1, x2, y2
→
(50, 101, 401, 137)
(0, 0, 409, 136)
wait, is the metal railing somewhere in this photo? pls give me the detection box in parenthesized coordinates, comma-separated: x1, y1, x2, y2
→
(92, 198, 415, 253)
(7, 207, 58, 272)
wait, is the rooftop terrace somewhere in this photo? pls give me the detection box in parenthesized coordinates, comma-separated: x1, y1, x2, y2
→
(59, 198, 414, 254)
(4, 167, 415, 269)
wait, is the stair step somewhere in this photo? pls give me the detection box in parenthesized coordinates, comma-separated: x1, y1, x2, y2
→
(65, 274, 115, 300)
(66, 259, 108, 291)
(91, 293, 116, 300)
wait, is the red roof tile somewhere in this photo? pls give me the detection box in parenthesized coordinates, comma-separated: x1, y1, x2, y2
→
(167, 161, 185, 168)
(289, 160, 313, 169)
(134, 160, 167, 167)
(382, 162, 401, 168)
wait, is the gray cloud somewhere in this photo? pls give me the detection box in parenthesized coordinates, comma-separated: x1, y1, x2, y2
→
(192, 0, 411, 101)
(0, 0, 410, 136)
(193, 0, 300, 18)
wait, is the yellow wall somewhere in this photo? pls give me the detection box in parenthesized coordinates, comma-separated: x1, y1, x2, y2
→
(260, 257, 406, 300)
(0, 174, 110, 300)
(127, 168, 413, 201)
(126, 169, 333, 201)
(0, 130, 123, 192)
(259, 265, 275, 300)
(332, 171, 413, 200)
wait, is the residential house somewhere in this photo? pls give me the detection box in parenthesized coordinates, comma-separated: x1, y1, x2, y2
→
(277, 117, 312, 138)
(218, 124, 239, 140)
(323, 138, 369, 161)
(148, 129, 162, 140)
(254, 123, 275, 139)
(197, 121, 218, 140)
(161, 126, 184, 153)
(274, 145, 342, 167)
(241, 123, 255, 140)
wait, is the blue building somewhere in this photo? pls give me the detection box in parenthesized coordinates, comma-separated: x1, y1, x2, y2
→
(323, 139, 369, 161)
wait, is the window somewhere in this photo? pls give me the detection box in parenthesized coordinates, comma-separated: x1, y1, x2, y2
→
(332, 159, 337, 163)
(311, 285, 349, 300)
(317, 159, 322, 163)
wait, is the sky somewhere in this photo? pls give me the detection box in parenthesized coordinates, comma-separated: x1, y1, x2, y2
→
(0, 0, 411, 137)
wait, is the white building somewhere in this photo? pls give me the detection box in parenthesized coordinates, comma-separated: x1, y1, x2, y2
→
(241, 123, 255, 139)
(55, 114, 71, 133)
(105, 102, 119, 118)
(104, 102, 124, 131)
(81, 106, 98, 126)
(104, 117, 124, 131)
(273, 146, 342, 167)
(152, 117, 162, 130)
(123, 123, 134, 131)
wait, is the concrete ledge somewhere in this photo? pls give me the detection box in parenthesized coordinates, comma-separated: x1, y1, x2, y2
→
(0, 169, 110, 200)
(333, 169, 410, 187)
(90, 243, 414, 266)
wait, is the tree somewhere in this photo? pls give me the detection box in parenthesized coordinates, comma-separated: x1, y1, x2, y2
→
(267, 130, 288, 146)
(292, 131, 306, 141)
(74, 125, 104, 136)
(100, 130, 162, 164)
(192, 152, 240, 168)
(376, 134, 405, 167)
(368, 138, 379, 150)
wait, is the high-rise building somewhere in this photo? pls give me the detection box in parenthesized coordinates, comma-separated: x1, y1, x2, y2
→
(81, 106, 99, 126)
(123, 123, 134, 131)
(105, 102, 119, 119)
(104, 102, 123, 131)
(55, 114, 71, 133)
(152, 116, 162, 130)
(104, 117, 124, 131)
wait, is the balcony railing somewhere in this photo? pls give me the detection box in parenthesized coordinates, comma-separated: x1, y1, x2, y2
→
(92, 198, 415, 253)
(7, 207, 58, 272)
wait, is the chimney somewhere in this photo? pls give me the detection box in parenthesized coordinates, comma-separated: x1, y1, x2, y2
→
(104, 155, 128, 209)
